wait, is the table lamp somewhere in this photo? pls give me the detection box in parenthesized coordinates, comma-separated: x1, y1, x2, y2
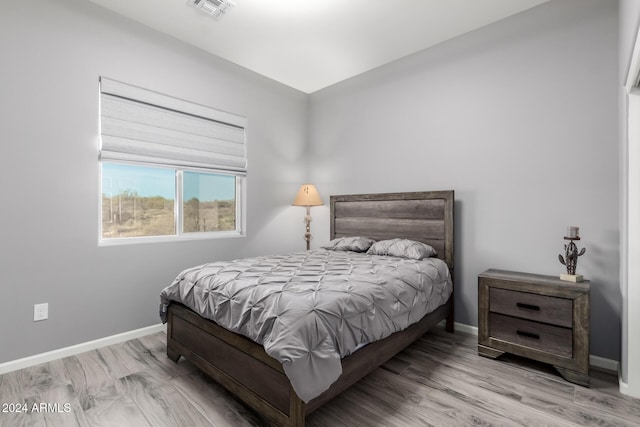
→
(292, 184, 323, 250)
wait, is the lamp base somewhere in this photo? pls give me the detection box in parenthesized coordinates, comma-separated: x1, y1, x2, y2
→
(560, 274, 584, 283)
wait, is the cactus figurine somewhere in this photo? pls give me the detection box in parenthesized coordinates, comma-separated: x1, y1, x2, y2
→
(559, 239, 586, 276)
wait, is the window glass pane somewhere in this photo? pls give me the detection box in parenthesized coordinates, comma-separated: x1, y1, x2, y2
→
(183, 171, 236, 233)
(102, 163, 175, 239)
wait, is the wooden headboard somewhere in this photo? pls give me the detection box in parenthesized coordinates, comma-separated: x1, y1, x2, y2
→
(330, 191, 454, 272)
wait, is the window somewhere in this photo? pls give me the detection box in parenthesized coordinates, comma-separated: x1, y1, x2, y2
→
(183, 171, 236, 233)
(99, 77, 246, 243)
(102, 163, 176, 238)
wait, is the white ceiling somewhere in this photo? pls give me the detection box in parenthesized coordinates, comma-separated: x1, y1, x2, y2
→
(87, 0, 549, 93)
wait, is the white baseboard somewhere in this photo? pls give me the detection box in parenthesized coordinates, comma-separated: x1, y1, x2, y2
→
(0, 323, 166, 375)
(619, 375, 640, 398)
(442, 321, 619, 373)
(453, 321, 478, 335)
(0, 320, 621, 376)
(590, 354, 619, 373)
(620, 377, 629, 394)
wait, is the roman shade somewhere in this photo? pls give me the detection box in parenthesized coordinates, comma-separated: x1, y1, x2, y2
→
(99, 77, 247, 173)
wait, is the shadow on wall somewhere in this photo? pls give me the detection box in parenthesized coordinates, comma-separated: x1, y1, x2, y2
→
(243, 204, 330, 257)
(583, 230, 622, 361)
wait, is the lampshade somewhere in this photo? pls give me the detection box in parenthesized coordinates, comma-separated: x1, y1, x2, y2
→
(292, 184, 323, 207)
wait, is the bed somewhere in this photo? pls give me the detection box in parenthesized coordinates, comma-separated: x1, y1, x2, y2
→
(161, 190, 454, 426)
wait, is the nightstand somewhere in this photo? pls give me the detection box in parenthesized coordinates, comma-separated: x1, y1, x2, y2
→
(478, 269, 590, 386)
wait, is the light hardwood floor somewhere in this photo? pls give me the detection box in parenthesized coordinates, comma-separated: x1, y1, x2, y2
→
(0, 328, 638, 426)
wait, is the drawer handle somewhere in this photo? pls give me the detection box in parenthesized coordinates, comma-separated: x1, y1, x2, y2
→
(516, 302, 540, 311)
(516, 330, 540, 340)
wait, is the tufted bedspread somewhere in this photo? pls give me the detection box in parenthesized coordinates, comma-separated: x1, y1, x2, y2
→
(159, 249, 452, 402)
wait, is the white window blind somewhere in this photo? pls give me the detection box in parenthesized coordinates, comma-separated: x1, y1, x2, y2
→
(99, 77, 247, 173)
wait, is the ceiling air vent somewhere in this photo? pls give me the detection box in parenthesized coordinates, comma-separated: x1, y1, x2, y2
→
(188, 0, 236, 20)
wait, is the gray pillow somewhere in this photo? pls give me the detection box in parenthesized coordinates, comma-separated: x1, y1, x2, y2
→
(322, 236, 376, 252)
(366, 238, 437, 260)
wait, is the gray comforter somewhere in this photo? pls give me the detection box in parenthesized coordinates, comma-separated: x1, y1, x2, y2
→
(159, 249, 452, 402)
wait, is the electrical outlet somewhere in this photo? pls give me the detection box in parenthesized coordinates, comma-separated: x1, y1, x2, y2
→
(34, 303, 48, 322)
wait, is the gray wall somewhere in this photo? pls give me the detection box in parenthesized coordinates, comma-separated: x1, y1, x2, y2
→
(618, 0, 640, 384)
(308, 0, 620, 359)
(0, 0, 308, 363)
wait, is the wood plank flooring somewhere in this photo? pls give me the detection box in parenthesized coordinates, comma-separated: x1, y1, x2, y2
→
(0, 328, 637, 426)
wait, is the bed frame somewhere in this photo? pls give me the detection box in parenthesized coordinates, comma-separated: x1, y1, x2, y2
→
(166, 190, 454, 426)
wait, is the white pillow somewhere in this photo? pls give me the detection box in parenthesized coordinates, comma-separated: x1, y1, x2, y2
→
(366, 238, 437, 260)
(322, 236, 376, 252)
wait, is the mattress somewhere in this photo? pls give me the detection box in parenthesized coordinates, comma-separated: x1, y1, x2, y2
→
(159, 248, 452, 402)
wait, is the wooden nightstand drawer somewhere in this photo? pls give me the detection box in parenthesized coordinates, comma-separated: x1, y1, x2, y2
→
(489, 313, 572, 357)
(478, 269, 590, 387)
(489, 288, 573, 327)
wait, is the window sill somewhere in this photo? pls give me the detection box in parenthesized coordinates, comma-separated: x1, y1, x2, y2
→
(98, 230, 245, 247)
